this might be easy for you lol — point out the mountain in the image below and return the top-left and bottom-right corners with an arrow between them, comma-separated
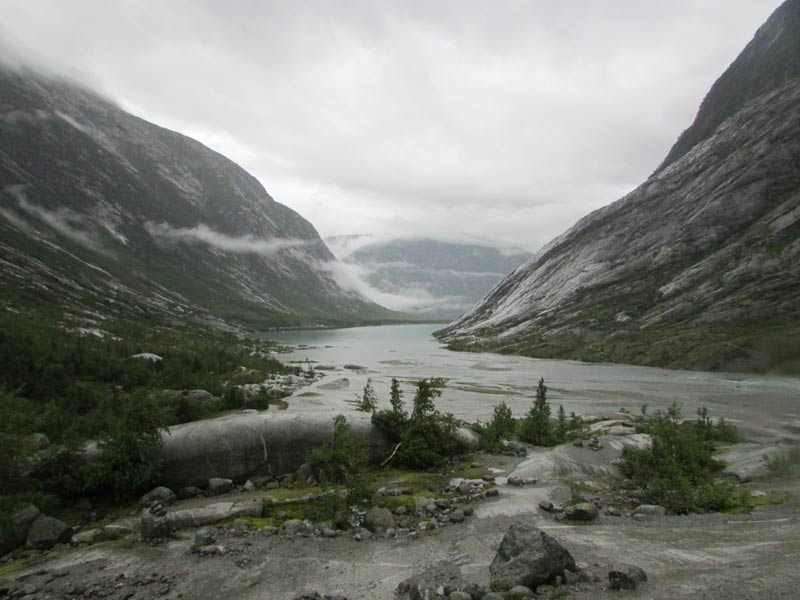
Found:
326,236 -> 532,320
438,0 -> 800,374
0,63 -> 396,328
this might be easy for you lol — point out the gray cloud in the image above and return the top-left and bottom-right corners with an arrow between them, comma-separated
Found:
1,1 -> 783,250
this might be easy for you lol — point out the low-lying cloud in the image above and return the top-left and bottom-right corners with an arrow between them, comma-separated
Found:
145,222 -> 313,256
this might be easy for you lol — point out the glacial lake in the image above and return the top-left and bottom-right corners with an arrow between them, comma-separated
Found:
267,323 -> 800,439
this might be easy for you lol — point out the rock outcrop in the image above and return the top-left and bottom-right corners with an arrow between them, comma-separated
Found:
438,0 -> 800,374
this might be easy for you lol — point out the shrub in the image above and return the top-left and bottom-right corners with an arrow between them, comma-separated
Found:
394,379 -> 467,469
476,402 -> 515,451
620,403 -> 742,514
308,415 -> 369,510
81,390 -> 165,500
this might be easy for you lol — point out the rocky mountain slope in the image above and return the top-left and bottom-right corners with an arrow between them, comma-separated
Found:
0,63 -> 395,328
327,235 -> 532,320
438,0 -> 800,374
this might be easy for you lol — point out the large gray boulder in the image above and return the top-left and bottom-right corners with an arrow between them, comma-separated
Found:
489,523 -> 576,592
364,507 -> 395,534
26,515 -> 71,549
155,412 -> 387,488
1,504 -> 41,555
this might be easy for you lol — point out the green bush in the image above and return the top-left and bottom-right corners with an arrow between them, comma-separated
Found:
308,415 -> 370,511
81,390 -> 165,500
620,403 -> 743,514
476,402 -> 515,451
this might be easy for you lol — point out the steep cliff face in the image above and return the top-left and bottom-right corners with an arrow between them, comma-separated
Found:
659,0 -> 800,171
439,2 -> 800,374
0,64 -> 394,327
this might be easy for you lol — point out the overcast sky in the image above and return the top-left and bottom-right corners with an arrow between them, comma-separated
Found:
2,0 -> 784,251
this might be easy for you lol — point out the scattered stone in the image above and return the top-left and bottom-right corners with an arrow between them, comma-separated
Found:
321,527 -> 338,538
193,528 -> 215,548
485,488 -> 500,498
396,560 -> 464,600
449,509 -> 465,523
243,480 -> 256,492
608,565 -> 648,590
563,503 -> 599,522
284,519 -> 314,536
507,476 -> 537,487
208,478 -> 234,495
27,515 -> 71,549
538,501 -> 554,512
463,506 -> 474,517
605,506 -> 622,517
140,486 -> 176,507
196,544 -> 225,556
489,523 -> 576,592
508,585 -> 534,599
364,507 -> 395,533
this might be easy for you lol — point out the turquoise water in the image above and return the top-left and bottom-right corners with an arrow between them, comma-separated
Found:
267,324 -> 800,437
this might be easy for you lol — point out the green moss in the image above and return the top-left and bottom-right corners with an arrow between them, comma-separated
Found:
233,516 -> 276,529
0,557 -> 32,579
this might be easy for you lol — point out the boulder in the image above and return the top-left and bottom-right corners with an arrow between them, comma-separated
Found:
508,585 -> 534,599
13,504 -> 41,531
193,528 -> 216,548
396,560 -> 464,600
140,486 -> 177,507
208,478 -> 234,495
633,504 -> 666,518
102,523 -> 133,539
489,523 -> 576,592
27,515 -> 71,549
563,502 -> 599,522
608,564 -> 648,590
449,509 -> 466,523
364,507 -> 395,533
141,509 -> 171,540
177,486 -> 203,500
72,528 -> 103,544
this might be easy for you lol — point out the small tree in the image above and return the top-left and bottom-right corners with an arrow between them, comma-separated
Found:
411,379 -> 441,421
520,378 -> 552,446
389,377 -> 405,418
477,401 -> 516,451
358,379 -> 378,413
308,415 -> 370,518
556,404 -> 567,442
